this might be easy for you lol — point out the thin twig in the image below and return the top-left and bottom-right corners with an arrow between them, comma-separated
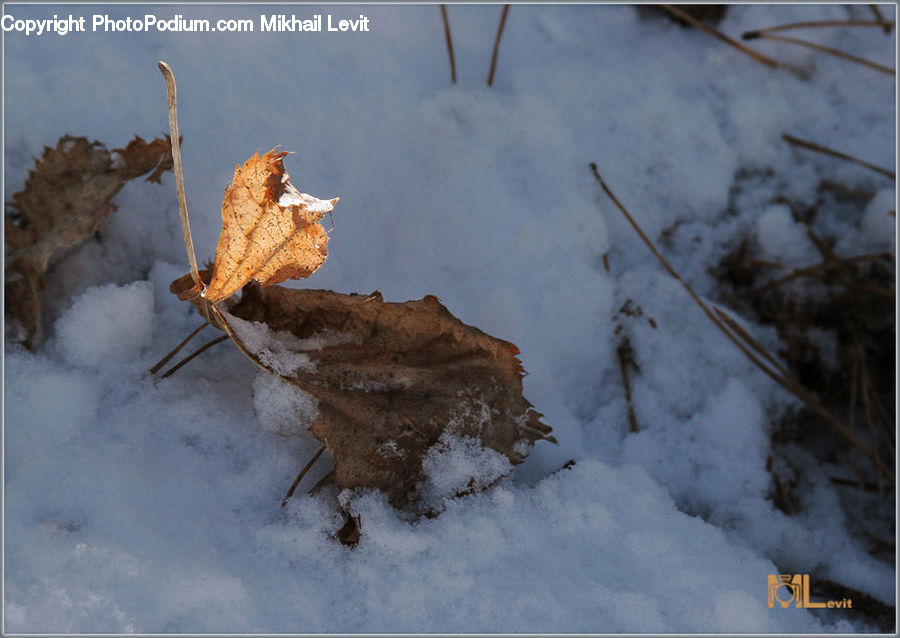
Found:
281,444 -> 328,507
158,61 -> 203,291
487,5 -> 510,86
819,179 -> 874,199
159,334 -> 228,379
857,339 -> 896,454
713,307 -> 793,381
749,253 -> 893,295
742,19 -> 893,38
616,338 -> 639,433
744,257 -> 788,270
829,475 -> 894,493
590,163 -> 882,467
869,4 -> 893,33
783,133 -> 895,180
440,5 -> 457,83
747,32 -> 895,76
149,322 -> 208,374
659,4 -> 798,72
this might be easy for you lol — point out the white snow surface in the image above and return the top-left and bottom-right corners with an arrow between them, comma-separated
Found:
3,3 -> 895,633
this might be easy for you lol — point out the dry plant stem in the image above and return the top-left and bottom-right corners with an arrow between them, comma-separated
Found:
829,475 -> 893,493
869,4 -> 892,33
149,322 -> 208,374
819,179 -> 874,199
712,308 -> 792,381
616,340 -> 639,433
281,444 -> 328,507
158,61 -> 203,291
742,19 -> 894,37
752,32 -> 895,76
440,5 -> 457,83
783,133 -> 895,180
160,334 -> 229,379
487,5 -> 510,86
749,252 -> 893,295
746,257 -> 787,270
857,340 -> 895,454
589,163 -> 886,477
659,4 -> 788,71
849,349 -> 861,488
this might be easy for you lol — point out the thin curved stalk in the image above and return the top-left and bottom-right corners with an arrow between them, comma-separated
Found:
158,61 -> 203,290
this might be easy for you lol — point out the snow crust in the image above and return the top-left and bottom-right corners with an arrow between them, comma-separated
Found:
4,3 -> 894,633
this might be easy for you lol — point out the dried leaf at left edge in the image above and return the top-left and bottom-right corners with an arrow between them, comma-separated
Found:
5,134 -> 174,347
203,149 -> 338,302
168,275 -> 555,510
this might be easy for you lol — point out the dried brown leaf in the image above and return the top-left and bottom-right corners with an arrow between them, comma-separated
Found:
169,273 -> 554,509
114,134 -> 177,183
333,512 -> 362,546
203,149 -> 338,302
5,134 -> 174,347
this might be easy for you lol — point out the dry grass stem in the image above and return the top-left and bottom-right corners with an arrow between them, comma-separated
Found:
149,322 -> 208,374
748,32 -> 895,76
749,253 -> 893,295
819,179 -> 875,199
616,339 -> 640,433
281,444 -> 328,507
783,133 -> 896,180
487,5 -> 510,86
659,4 -> 800,73
742,19 -> 894,37
158,61 -> 203,290
869,4 -> 893,33
440,5 -> 457,83
712,307 -> 792,381
159,335 -> 229,379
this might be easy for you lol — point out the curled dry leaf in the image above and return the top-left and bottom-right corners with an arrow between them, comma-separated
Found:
202,148 -> 339,302
5,134 -> 175,347
172,272 -> 555,509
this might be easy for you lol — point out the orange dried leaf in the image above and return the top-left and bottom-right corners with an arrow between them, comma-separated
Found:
203,148 -> 338,302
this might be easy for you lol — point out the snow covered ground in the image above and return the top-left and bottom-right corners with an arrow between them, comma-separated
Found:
3,3 -> 895,633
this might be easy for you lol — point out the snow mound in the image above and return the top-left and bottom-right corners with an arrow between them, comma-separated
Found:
53,281 -> 154,368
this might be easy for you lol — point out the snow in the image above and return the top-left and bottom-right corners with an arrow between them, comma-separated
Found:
251,371 -> 318,438
756,203 -> 821,265
225,312 -> 318,376
4,3 -> 895,633
53,281 -> 155,368
861,187 -> 897,251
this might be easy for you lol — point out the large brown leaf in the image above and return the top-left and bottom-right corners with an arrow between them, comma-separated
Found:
203,149 -> 339,302
5,135 -> 174,347
171,273 -> 554,509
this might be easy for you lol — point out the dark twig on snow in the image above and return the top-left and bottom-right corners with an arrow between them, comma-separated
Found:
741,19 -> 894,38
659,4 -> 800,73
282,444 -> 328,507
749,253 -> 893,296
159,335 -> 229,379
440,5 -> 457,83
743,32 -> 895,76
149,322 -> 208,375
616,338 -> 640,433
869,4 -> 893,33
487,5 -> 510,86
783,133 -> 896,180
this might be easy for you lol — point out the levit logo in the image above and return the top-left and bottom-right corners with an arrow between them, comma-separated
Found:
767,574 -> 853,609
